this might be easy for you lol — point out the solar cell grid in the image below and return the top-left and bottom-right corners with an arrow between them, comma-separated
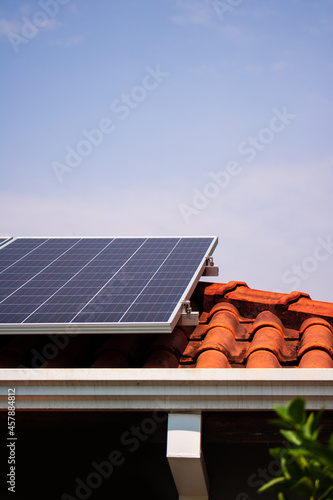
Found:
121,238 -> 211,323
0,236 -> 217,333
3,239 -> 119,324
0,239 -> 82,302
72,238 -> 180,324
0,238 -> 47,274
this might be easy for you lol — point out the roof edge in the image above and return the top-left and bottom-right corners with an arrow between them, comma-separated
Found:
1,368 -> 332,411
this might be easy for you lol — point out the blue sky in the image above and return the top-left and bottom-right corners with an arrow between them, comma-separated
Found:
1,0 -> 333,301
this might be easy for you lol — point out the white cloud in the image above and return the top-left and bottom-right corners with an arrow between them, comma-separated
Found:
0,18 -> 20,36
170,0 -> 214,26
0,2 -> 66,39
0,186 -> 186,237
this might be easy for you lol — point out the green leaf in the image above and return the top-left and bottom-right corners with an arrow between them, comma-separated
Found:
302,440 -> 333,469
329,434 -> 333,449
274,404 -> 291,420
312,407 -> 325,434
290,476 -> 314,497
303,412 -> 316,439
283,455 -> 308,481
287,447 -> 313,462
269,418 -> 300,430
293,453 -> 311,474
269,447 -> 287,460
258,476 -> 290,493
288,397 -> 306,424
318,484 -> 333,500
258,398 -> 333,500
280,429 -> 302,446
280,456 -> 291,479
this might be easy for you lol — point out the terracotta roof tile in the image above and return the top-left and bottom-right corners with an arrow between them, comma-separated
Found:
246,350 -> 281,368
247,327 -> 290,362
91,335 -> 140,368
181,281 -> 333,369
144,349 -> 180,368
144,327 -> 191,368
1,280 -> 333,369
197,325 -> 241,360
197,281 -> 333,331
298,350 -> 333,368
196,349 -> 231,368
297,318 -> 333,367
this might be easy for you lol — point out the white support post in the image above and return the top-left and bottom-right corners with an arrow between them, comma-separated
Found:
167,413 -> 209,500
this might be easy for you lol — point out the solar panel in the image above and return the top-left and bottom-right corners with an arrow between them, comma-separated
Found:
0,237 -> 12,247
0,237 -> 217,334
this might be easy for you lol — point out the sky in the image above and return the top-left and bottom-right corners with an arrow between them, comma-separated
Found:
0,0 -> 333,302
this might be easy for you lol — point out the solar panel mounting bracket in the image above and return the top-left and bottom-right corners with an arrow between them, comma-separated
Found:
177,300 -> 199,327
202,256 -> 219,277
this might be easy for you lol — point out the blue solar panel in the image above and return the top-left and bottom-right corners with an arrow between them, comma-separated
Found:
0,237 -> 11,247
0,237 -> 217,333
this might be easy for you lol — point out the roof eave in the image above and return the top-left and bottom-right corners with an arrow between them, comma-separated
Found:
1,368 -> 332,411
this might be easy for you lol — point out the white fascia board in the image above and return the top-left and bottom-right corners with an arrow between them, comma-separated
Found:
0,369 -> 332,411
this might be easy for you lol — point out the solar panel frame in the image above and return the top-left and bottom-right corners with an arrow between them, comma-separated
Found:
0,237 -> 12,247
0,236 -> 218,334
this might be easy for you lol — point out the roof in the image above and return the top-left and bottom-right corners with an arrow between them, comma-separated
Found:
187,281 -> 333,369
0,280 -> 332,369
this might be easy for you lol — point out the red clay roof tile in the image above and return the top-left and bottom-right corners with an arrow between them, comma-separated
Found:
197,281 -> 333,331
246,350 -> 282,368
181,281 -> 333,369
299,350 -> 333,368
250,311 -> 286,338
92,334 -> 139,368
144,349 -> 180,368
246,327 -> 291,362
197,326 -> 240,359
298,318 -> 333,359
144,327 -> 191,368
196,349 -> 231,368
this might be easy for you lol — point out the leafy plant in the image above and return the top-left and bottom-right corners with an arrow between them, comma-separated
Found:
258,397 -> 333,500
